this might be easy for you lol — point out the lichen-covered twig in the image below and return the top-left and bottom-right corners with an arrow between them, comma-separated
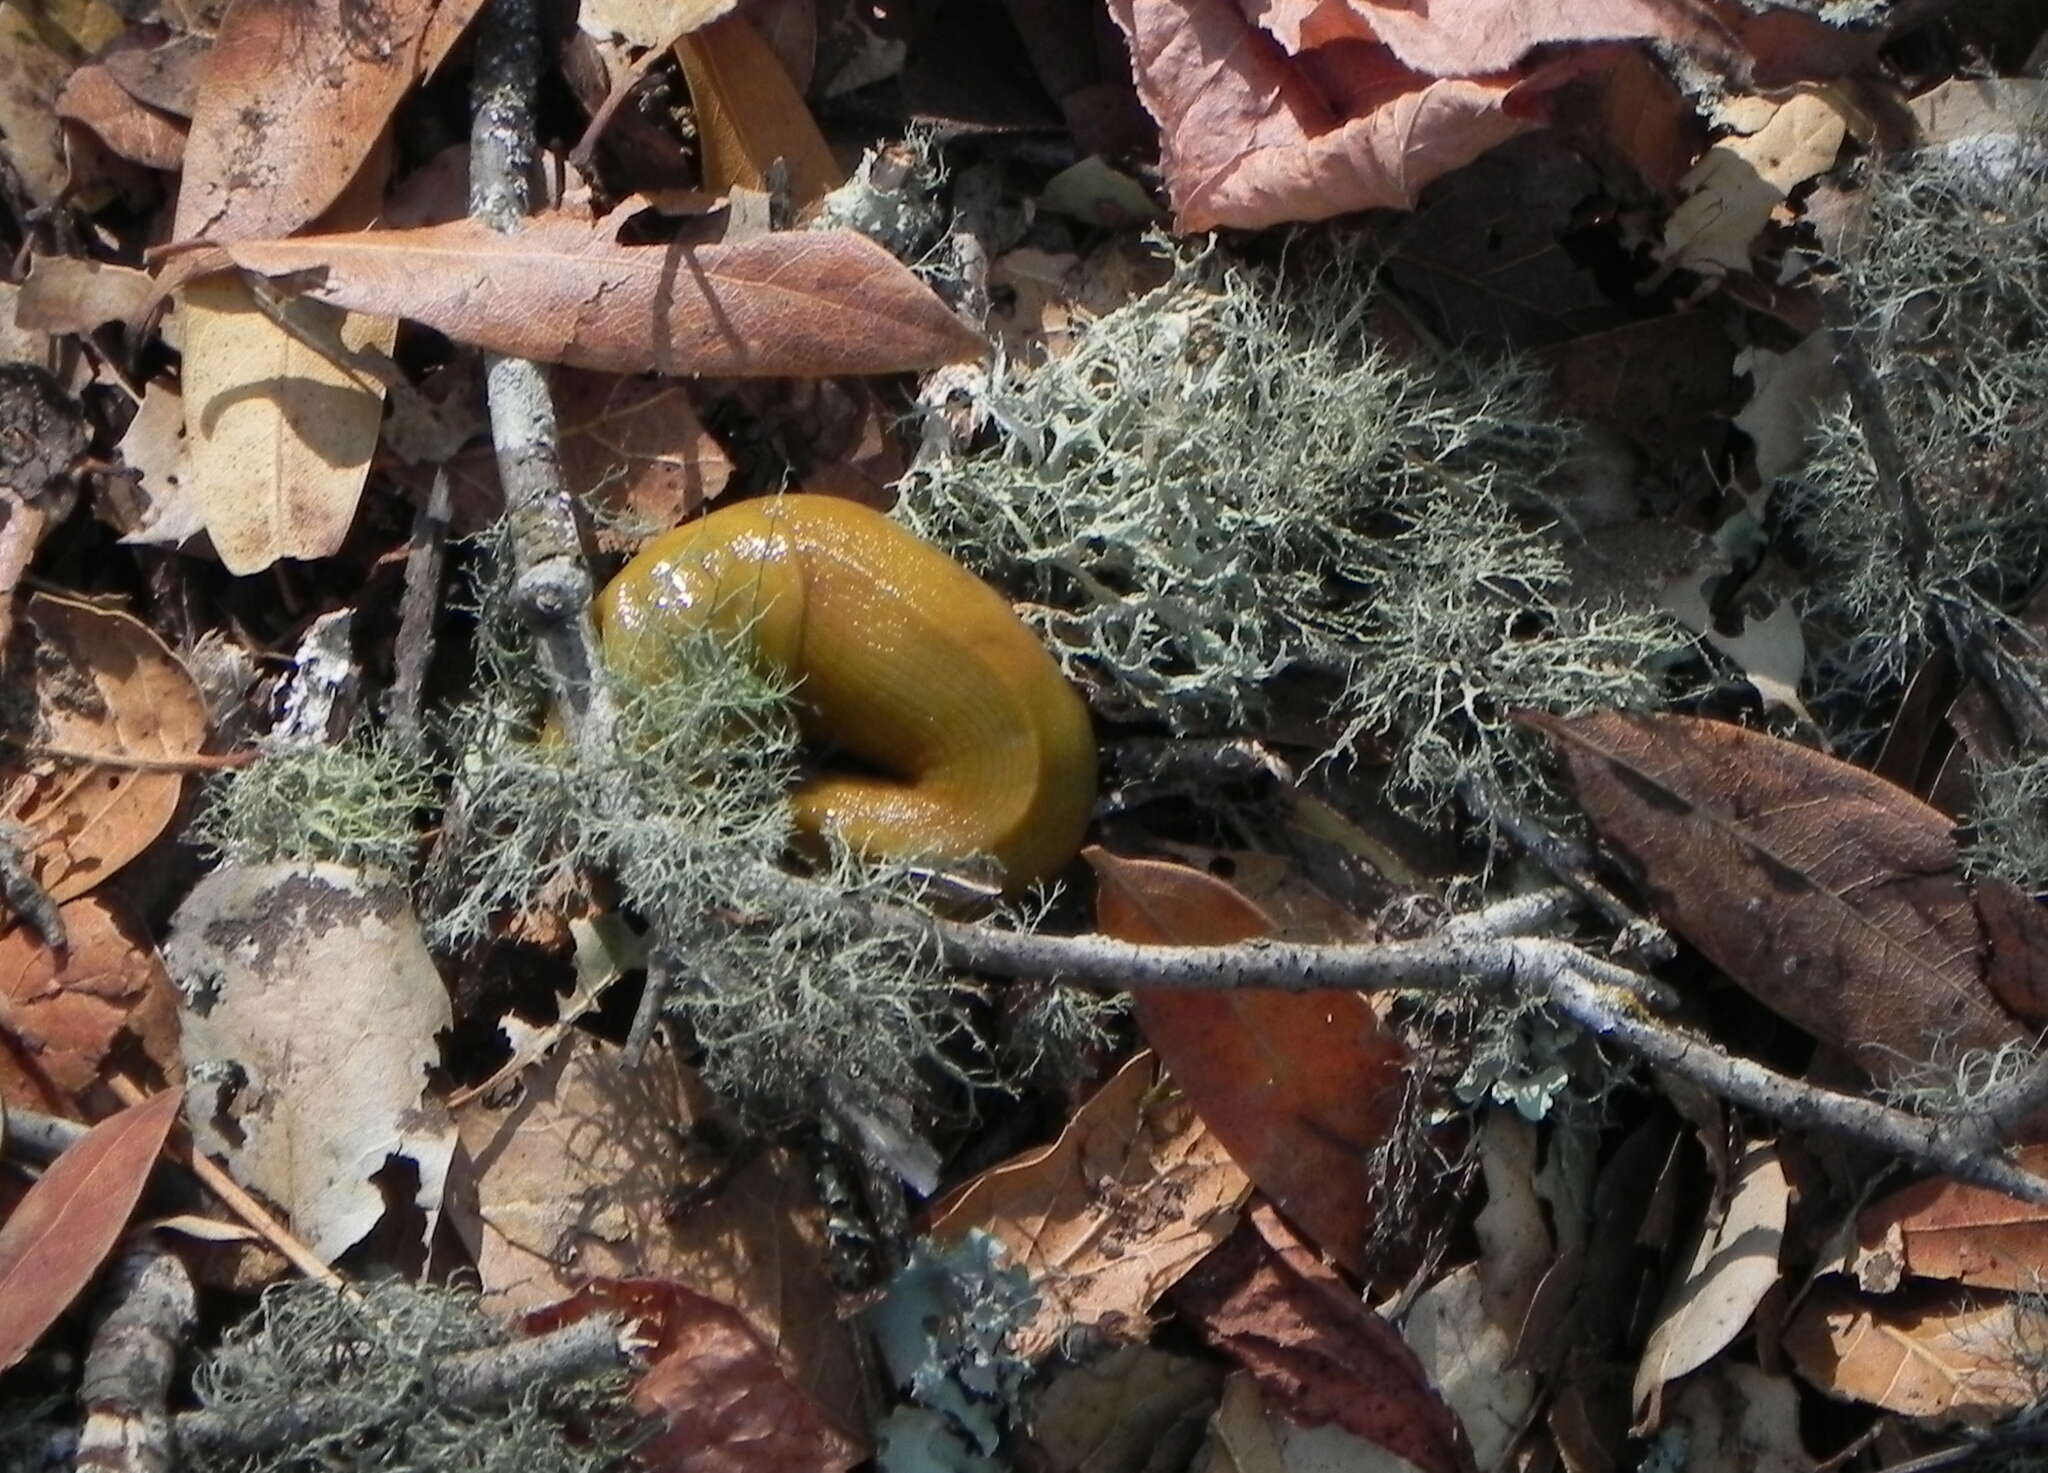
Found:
172,1314 -> 635,1461
78,1245 -> 196,1473
780,873 -> 2048,1202
470,0 -> 614,758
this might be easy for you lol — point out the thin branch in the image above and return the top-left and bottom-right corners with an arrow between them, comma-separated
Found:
470,0 -> 616,759
386,468 -> 452,753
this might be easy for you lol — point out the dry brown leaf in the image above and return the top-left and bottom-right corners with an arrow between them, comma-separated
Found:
529,1279 -> 864,1473
1523,711 -> 2028,1086
221,217 -> 985,377
54,62 -> 185,170
928,1050 -> 1251,1361
678,13 -> 842,209
1109,0 -> 1531,231
0,896 -> 180,1114
171,0 -> 436,244
1854,1145 -> 2048,1292
164,864 -> 457,1264
442,369 -> 732,540
1175,1205 -> 1475,1473
1631,1140 -> 1789,1429
178,275 -> 396,573
0,1086 -> 181,1374
449,1034 -> 865,1434
1785,1281 -> 2048,1425
3,593 -> 206,903
1090,849 -> 1412,1277
1667,1365 -> 1815,1473
16,254 -> 159,333
108,381 -> 202,547
99,27 -> 207,116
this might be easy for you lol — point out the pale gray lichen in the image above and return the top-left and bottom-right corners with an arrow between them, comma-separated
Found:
423,597 -> 982,1122
1965,752 -> 2048,893
183,1280 -> 637,1473
900,244 -> 1685,817
1776,128 -> 2048,750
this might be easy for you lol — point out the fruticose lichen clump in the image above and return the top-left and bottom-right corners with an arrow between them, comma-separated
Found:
901,245 -> 1685,817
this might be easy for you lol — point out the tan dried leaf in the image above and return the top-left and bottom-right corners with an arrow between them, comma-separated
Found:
54,63 -> 186,170
678,13 -> 842,209
1854,1145 -> 2048,1293
928,1050 -> 1251,1361
221,216 -> 986,377
3,594 -> 206,902
1785,1282 -> 2048,1426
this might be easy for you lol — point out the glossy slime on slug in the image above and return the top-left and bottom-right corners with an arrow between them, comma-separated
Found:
595,494 -> 1097,890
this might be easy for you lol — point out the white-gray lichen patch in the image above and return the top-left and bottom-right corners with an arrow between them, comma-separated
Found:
900,245 -> 1685,815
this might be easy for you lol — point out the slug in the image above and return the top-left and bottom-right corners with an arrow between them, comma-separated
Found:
595,494 -> 1097,891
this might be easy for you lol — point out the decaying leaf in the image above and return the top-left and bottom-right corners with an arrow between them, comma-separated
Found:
0,895 -> 180,1113
1175,1205 -> 1474,1473
1523,712 -> 2030,1086
2,592 -> 207,903
54,61 -> 185,169
0,1086 -> 181,1373
1854,1145 -> 2048,1292
449,1033 -> 865,1434
529,1279 -> 864,1473
1667,1364 -> 1815,1473
1785,1281 -> 2048,1425
1632,1140 -> 1789,1429
219,216 -> 987,378
164,864 -> 457,1264
1091,850 -> 1412,1277
16,253 -> 159,332
928,1050 -> 1251,1361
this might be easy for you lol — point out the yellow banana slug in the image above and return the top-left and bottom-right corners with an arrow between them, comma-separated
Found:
595,494 -> 1098,891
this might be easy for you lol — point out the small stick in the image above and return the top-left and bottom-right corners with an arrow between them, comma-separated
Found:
77,1243 -> 196,1473
107,1075 -> 345,1290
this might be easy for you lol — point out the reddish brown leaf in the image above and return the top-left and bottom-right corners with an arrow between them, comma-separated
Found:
0,1086 -> 181,1372
0,896 -> 181,1113
1785,1280 -> 2048,1425
220,216 -> 987,378
1089,848 -> 1413,1277
1855,1145 -> 2048,1292
528,1279 -> 863,1473
1107,0 -> 1531,231
1175,1205 -> 1474,1473
1522,711 -> 2025,1084
54,64 -> 186,170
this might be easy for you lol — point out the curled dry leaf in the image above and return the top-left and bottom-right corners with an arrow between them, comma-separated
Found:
1854,1145 -> 2048,1293
1785,1281 -> 2048,1426
1089,849 -> 1413,1277
0,1086 -> 181,1373
0,895 -> 180,1114
2,592 -> 207,903
927,1049 -> 1251,1361
1522,711 -> 2029,1086
220,217 -> 987,378
1631,1140 -> 1789,1431
1108,0 -> 1531,231
1174,1205 -> 1474,1473
53,62 -> 186,169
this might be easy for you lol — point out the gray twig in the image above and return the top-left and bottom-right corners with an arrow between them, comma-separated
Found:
78,1244 -> 197,1473
386,468 -> 453,752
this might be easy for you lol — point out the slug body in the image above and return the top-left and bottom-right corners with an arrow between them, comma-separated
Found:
596,495 -> 1097,890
